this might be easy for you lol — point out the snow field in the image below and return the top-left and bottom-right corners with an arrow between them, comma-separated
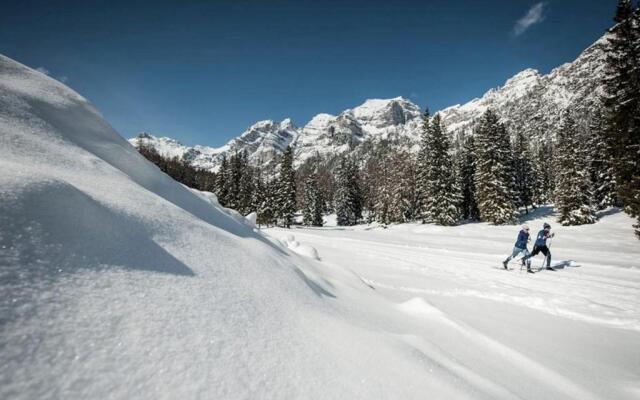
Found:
265,208 -> 640,399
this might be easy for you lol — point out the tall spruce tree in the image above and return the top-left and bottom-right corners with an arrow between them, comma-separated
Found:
303,170 -> 324,226
603,0 -> 640,237
554,111 -> 597,225
254,174 -> 277,227
388,151 -> 418,223
276,146 -> 296,228
587,107 -> 617,209
334,156 -> 363,226
215,155 -> 229,206
474,110 -> 518,225
628,2 -> 640,237
457,135 -> 480,221
532,140 -> 554,205
238,152 -> 256,214
415,107 -> 431,222
512,130 -> 536,214
420,114 -> 460,225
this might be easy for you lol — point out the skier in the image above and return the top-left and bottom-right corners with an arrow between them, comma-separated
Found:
503,224 -> 533,272
523,222 -> 555,271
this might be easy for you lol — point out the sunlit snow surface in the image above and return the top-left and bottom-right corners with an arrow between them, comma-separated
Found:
2,52 -> 639,400
266,208 -> 640,399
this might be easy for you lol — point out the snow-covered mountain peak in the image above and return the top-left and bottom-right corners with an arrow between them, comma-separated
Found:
351,97 -> 421,129
502,68 -> 541,89
279,117 -> 296,130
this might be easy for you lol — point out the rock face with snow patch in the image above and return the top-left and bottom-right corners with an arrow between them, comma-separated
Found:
130,132 -> 227,171
439,36 -> 607,140
226,118 -> 299,166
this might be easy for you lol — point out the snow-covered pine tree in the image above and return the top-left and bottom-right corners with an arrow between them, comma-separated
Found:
254,174 -> 277,227
238,152 -> 255,215
361,144 -> 389,224
334,157 -> 355,226
587,107 -> 617,210
415,107 -> 431,222
303,170 -> 324,227
512,130 -> 536,214
474,110 -> 518,225
349,158 -> 364,223
532,140 -> 554,205
628,2 -> 640,238
420,113 -> 460,225
603,0 -> 640,237
389,150 -> 417,223
334,156 -> 362,226
215,155 -> 229,206
457,135 -> 480,221
553,111 -> 597,225
276,146 -> 296,228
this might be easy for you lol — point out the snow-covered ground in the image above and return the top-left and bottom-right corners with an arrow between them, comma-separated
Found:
2,53 -> 639,400
265,209 -> 640,399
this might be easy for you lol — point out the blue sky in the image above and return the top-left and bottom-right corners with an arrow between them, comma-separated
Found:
0,0 -> 615,147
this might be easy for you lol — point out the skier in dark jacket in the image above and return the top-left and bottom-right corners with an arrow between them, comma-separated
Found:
503,224 -> 532,271
523,222 -> 555,270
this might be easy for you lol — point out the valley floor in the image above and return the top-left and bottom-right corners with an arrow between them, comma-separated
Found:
265,208 -> 640,400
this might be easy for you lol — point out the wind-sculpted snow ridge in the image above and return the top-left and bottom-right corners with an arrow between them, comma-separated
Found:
2,53 -> 527,400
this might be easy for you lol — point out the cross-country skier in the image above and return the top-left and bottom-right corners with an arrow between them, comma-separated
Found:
523,222 -> 555,270
503,224 -> 532,272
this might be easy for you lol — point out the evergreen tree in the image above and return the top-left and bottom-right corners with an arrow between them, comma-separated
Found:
554,111 -> 597,225
415,108 -> 431,222
253,174 -> 277,227
512,130 -> 536,214
238,152 -> 255,214
587,107 -> 617,209
334,156 -> 363,226
303,170 -> 324,226
532,140 -> 554,205
602,0 -> 640,237
215,155 -> 230,206
420,114 -> 460,225
474,110 -> 518,225
276,146 -> 297,228
388,150 -> 418,223
457,135 -> 480,221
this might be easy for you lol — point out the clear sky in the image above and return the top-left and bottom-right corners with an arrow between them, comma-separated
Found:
0,0 -> 615,147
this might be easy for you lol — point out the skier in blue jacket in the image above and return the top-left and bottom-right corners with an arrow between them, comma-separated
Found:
523,222 -> 555,270
503,224 -> 532,272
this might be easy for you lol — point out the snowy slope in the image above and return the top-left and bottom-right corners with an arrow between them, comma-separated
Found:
131,34 -> 608,170
266,207 -> 640,400
0,54 -> 478,399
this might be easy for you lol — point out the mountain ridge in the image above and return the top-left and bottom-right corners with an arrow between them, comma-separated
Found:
130,33 -> 608,172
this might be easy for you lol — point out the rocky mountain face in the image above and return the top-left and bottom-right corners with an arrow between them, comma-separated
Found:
129,34 -> 608,172
438,35 -> 608,143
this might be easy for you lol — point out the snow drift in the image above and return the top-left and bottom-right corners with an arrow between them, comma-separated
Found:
0,55 -> 469,399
